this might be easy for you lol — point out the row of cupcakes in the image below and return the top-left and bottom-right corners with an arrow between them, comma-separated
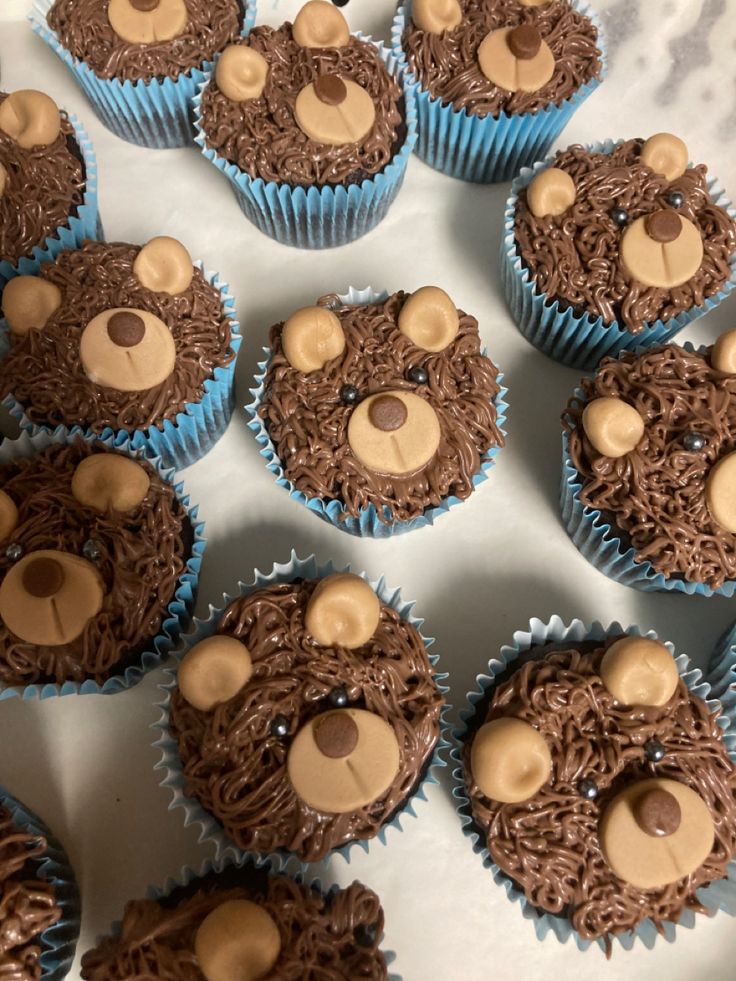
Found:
0,784 -> 399,979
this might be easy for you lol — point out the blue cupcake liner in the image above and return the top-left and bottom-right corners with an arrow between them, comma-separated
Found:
93,852 -> 400,980
0,109 -> 101,289
0,785 -> 80,979
560,346 -> 736,596
245,286 -> 508,537
390,0 -> 606,184
193,38 -> 418,249
152,550 -> 450,866
451,616 -> 736,953
502,139 -> 736,370
29,0 -> 257,149
2,263 -> 240,471
0,426 -> 206,699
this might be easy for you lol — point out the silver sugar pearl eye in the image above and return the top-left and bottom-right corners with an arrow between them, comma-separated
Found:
578,778 -> 598,800
5,542 -> 23,562
683,431 -> 706,452
82,539 -> 103,561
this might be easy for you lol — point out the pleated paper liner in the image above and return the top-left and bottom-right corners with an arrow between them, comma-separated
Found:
452,617 -> 736,953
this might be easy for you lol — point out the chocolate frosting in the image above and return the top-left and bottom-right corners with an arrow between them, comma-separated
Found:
0,93 -> 85,268
0,440 -> 191,686
199,26 -> 404,187
0,241 -> 234,433
47,0 -> 244,83
563,343 -> 736,588
462,642 -> 736,948
81,875 -> 388,980
515,140 -> 736,333
0,803 -> 60,981
258,291 -> 503,524
402,0 -> 601,117
169,579 -> 443,862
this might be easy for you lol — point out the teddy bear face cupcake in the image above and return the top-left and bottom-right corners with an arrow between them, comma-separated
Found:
255,288 -> 504,529
401,0 -> 602,118
0,237 -> 235,455
46,0 -> 246,83
0,439 -> 194,687
0,801 -> 62,979
515,136 -> 736,335
562,334 -> 736,592
461,634 -> 736,950
81,867 -> 389,980
168,573 -> 443,862
0,90 -> 87,269
198,2 -> 404,187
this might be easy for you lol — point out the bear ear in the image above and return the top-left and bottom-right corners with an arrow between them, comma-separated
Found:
0,90 -> 60,149
398,286 -> 459,351
71,454 -> 150,514
470,717 -> 552,803
527,167 -> 576,218
2,276 -> 62,336
216,45 -> 269,102
282,306 -> 346,372
640,133 -> 688,182
582,397 -> 645,459
133,236 -> 193,295
412,0 -> 462,34
305,573 -> 380,648
292,1 -> 350,48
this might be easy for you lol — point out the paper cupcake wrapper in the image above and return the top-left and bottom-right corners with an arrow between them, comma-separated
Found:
29,0 -> 257,149
245,286 -> 508,537
2,263 -> 241,471
95,853 -> 400,980
390,0 -> 606,184
0,426 -> 206,700
152,551 -> 450,866
193,38 -> 418,249
0,786 -> 80,979
0,109 -> 101,288
560,346 -> 736,596
502,139 -> 736,370
451,617 -> 736,953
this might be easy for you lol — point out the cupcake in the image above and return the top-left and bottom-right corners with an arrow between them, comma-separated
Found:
561,333 -> 736,596
0,237 -> 240,469
504,135 -> 736,370
81,857 -> 394,980
154,555 -> 446,863
194,1 -> 417,248
0,786 -> 80,978
455,619 -> 736,953
0,89 -> 100,287
392,0 -> 604,183
248,286 -> 506,537
0,430 -> 204,697
30,0 -> 257,148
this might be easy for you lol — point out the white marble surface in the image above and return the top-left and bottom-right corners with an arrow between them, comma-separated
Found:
1,2 -> 736,979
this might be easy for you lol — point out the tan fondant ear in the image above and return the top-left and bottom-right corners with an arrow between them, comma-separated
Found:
640,133 -> 688,182
194,900 -> 282,981
216,44 -> 269,102
412,0 -> 462,34
0,490 -> 18,543
706,451 -> 736,533
2,277 -> 61,336
0,90 -> 60,149
0,162 -> 8,198
347,391 -> 441,475
305,573 -> 380,649
71,454 -> 150,513
600,636 -> 679,707
282,306 -> 346,372
711,330 -> 736,373
527,167 -> 576,218
287,708 -> 401,812
398,286 -> 459,352
178,635 -> 253,711
107,0 -> 188,45
582,397 -> 645,458
133,237 -> 193,295
470,717 -> 551,803
292,1 -> 350,48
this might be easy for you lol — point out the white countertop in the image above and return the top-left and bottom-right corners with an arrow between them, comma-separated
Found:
1,2 -> 736,979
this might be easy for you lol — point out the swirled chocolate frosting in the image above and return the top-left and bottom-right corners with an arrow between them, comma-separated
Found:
563,344 -> 736,588
0,440 -> 192,686
515,140 -> 736,333
47,0 -> 244,83
258,291 -> 503,524
462,641 -> 736,949
169,579 -> 443,862
0,802 -> 60,981
0,93 -> 85,268
0,241 -> 234,433
199,26 -> 404,187
81,872 -> 388,980
402,0 -> 601,117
